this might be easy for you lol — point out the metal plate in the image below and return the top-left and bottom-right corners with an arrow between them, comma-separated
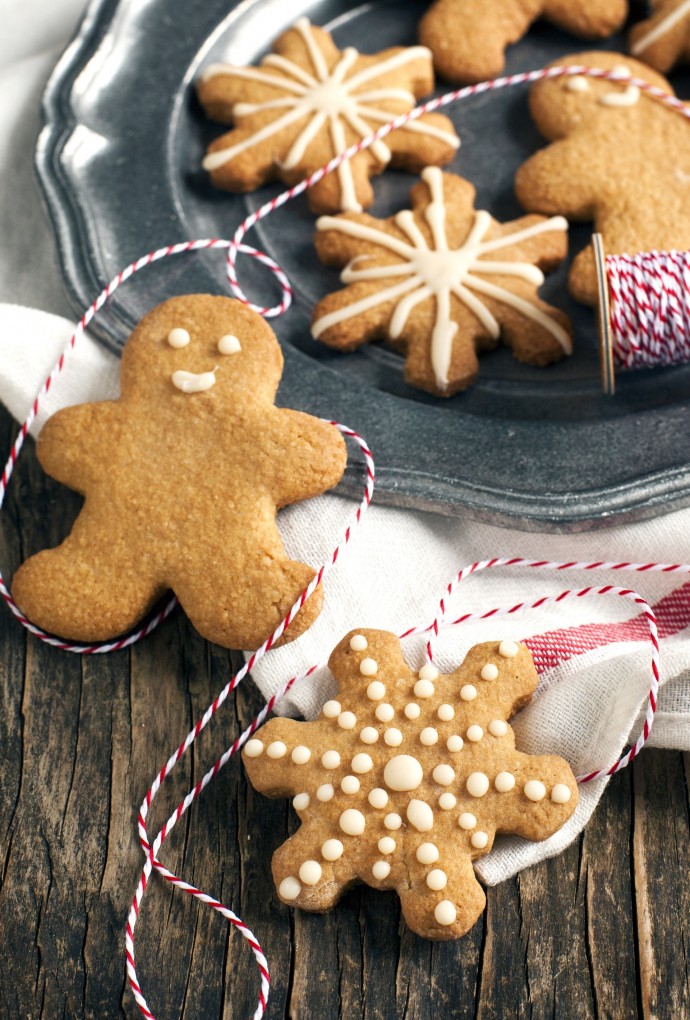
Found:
36,0 -> 690,530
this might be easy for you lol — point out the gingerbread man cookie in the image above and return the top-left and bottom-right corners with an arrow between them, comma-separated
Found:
515,52 -> 690,306
418,0 -> 628,84
197,17 -> 459,214
12,296 -> 346,649
243,630 -> 578,940
312,167 -> 571,397
630,0 -> 690,74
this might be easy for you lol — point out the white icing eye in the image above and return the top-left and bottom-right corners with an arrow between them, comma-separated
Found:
299,860 -> 322,885
524,780 -> 547,802
434,901 -> 457,926
244,739 -> 264,757
349,634 -> 368,651
321,839 -> 344,861
292,792 -> 310,811
471,831 -> 489,849
167,327 -> 190,348
279,876 -> 301,900
372,860 -> 391,880
551,783 -> 572,804
323,700 -> 341,719
218,333 -> 241,355
360,658 -> 378,676
267,741 -> 287,759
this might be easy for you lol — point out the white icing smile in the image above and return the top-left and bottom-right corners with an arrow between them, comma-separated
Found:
171,368 -> 217,393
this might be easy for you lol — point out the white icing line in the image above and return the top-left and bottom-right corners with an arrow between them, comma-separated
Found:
632,0 -> 690,54
312,276 -> 422,337
343,46 -> 432,91
201,63 -> 307,95
203,106 -> 307,171
295,17 -> 329,82
263,53 -> 318,88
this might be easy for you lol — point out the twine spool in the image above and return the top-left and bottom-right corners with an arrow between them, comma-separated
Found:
593,234 -> 690,394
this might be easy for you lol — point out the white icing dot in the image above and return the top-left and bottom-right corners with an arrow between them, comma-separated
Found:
351,753 -> 374,774
471,831 -> 489,850
488,719 -> 508,737
551,783 -> 572,804
339,808 -> 366,836
341,775 -> 360,795
494,771 -> 516,793
267,741 -> 287,759
420,727 -> 439,746
338,711 -> 357,730
367,681 -> 386,701
372,860 -> 391,880
447,735 -> 464,753
499,639 -> 519,658
434,900 -> 457,926
524,780 -> 547,802
349,634 -> 368,651
460,685 -> 477,702
279,877 -> 301,900
218,334 -> 241,355
167,327 -> 190,348
432,764 -> 456,787
368,788 -> 388,809
292,792 -> 310,811
481,663 -> 499,681
426,869 -> 447,891
405,703 -> 421,720
458,812 -> 477,830
316,784 -> 334,802
416,842 -> 439,864
323,700 -> 341,719
383,754 -> 423,791
466,772 -> 490,798
407,799 -> 434,832
244,739 -> 264,758
360,727 -> 379,744
466,725 -> 484,743
378,836 -> 396,854
291,745 -> 311,764
414,679 -> 435,699
321,839 -> 344,861
418,663 -> 439,681
321,750 -> 341,770
384,812 -> 402,830
437,704 -> 454,721
439,792 -> 457,810
375,703 -> 395,723
360,658 -> 378,677
299,860 -> 322,885
384,728 -> 403,747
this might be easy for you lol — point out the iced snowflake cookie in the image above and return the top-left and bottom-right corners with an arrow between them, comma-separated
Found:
11,296 -> 346,649
630,0 -> 690,74
418,0 -> 628,84
515,52 -> 690,306
243,630 -> 578,940
196,17 -> 459,214
311,168 -> 571,397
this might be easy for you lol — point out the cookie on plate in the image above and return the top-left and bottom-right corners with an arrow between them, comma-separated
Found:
311,167 -> 571,397
418,0 -> 628,83
12,296 -> 346,649
515,52 -> 690,306
197,17 -> 459,214
242,629 -> 579,940
630,0 -> 690,74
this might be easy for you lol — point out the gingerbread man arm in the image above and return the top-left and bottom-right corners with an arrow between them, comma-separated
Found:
629,4 -> 690,74
36,402 -> 119,493
264,410 -> 347,508
515,138 -> 603,220
545,0 -> 628,38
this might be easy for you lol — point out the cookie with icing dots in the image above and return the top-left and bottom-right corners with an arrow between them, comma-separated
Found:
196,17 -> 459,214
311,167 -> 571,397
515,52 -> 690,306
11,295 -> 346,649
242,629 -> 579,940
630,0 -> 690,74
418,0 -> 628,84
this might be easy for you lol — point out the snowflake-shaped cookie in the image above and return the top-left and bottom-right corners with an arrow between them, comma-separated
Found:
242,629 -> 579,940
197,18 -> 459,214
311,168 -> 571,396
630,0 -> 690,73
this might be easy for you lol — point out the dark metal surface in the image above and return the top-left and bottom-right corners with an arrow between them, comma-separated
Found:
36,0 -> 690,530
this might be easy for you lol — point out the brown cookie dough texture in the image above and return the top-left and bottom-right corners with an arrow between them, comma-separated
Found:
11,296 -> 346,649
515,52 -> 690,306
197,17 -> 459,215
630,0 -> 690,74
311,168 -> 571,397
242,629 -> 579,940
418,0 -> 628,84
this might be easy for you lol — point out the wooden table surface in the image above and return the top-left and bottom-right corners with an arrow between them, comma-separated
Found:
1,404 -> 689,1020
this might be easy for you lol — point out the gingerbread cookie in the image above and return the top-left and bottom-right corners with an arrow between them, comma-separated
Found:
12,296 -> 346,649
243,630 -> 578,940
311,167 -> 571,397
197,17 -> 459,215
418,0 -> 628,84
630,0 -> 690,74
515,52 -> 690,306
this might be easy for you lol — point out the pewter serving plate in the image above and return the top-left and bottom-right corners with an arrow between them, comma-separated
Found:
36,0 -> 690,530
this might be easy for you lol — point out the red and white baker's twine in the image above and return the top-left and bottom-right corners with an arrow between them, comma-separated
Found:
3,63 -> 690,1019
